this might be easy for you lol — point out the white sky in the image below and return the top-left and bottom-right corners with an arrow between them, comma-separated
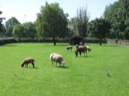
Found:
0,0 -> 118,24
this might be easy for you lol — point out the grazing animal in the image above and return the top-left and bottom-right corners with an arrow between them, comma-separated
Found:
66,45 -> 72,51
75,45 -> 87,57
86,45 -> 91,52
50,53 -> 65,67
76,45 -> 91,52
21,57 -> 35,68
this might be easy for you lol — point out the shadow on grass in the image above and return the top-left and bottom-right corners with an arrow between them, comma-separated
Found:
2,44 -> 17,47
54,43 -> 70,46
76,55 -> 94,58
21,66 -> 39,69
56,66 -> 69,69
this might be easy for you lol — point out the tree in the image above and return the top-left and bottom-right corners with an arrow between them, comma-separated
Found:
36,2 -> 68,45
0,11 -> 6,37
88,18 -> 110,45
13,24 -> 24,38
68,17 -> 79,36
76,7 -> 89,38
104,0 -> 129,39
22,22 -> 37,39
5,17 -> 20,36
13,22 -> 37,39
125,19 -> 129,39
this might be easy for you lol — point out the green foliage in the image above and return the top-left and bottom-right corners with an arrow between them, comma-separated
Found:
0,43 -> 129,96
68,7 -> 89,38
0,24 -> 6,36
87,18 -> 110,45
68,17 -> 79,36
22,22 -> 37,39
36,2 -> 68,45
0,11 -> 6,37
5,17 -> 20,36
77,7 -> 89,37
13,24 -> 24,38
13,22 -> 37,39
0,38 -> 16,45
104,0 -> 129,39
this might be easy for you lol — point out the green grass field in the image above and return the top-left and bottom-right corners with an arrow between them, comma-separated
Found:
0,43 -> 129,96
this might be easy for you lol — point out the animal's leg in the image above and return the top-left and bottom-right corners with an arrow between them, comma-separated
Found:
83,52 -> 85,56
32,62 -> 35,68
79,52 -> 81,56
85,51 -> 87,57
86,50 -> 87,57
25,64 -> 28,67
51,61 -> 53,66
56,62 -> 58,66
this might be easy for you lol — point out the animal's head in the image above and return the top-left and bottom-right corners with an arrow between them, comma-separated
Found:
75,50 -> 78,57
86,46 -> 91,52
87,48 -> 91,52
21,63 -> 24,67
61,61 -> 65,67
76,44 -> 79,49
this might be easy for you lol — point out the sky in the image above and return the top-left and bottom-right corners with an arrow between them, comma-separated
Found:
0,0 -> 118,24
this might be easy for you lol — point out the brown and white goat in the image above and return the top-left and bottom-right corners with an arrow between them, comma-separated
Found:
75,45 -> 87,57
75,45 -> 91,57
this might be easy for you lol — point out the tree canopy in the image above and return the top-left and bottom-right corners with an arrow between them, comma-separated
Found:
77,7 -> 89,37
36,2 -> 68,45
0,11 -> 6,37
104,0 -> 129,39
88,18 -> 110,45
68,7 -> 89,38
2,0 -> 129,42
5,17 -> 20,36
13,22 -> 37,39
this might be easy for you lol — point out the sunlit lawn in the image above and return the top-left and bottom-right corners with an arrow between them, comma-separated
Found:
0,43 -> 129,96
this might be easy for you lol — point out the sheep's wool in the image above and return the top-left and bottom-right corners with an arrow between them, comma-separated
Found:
50,53 -> 64,67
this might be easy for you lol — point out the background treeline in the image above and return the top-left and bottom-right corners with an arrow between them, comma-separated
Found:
0,0 -> 129,45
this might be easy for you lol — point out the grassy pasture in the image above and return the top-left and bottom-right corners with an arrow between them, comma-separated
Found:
0,43 -> 129,96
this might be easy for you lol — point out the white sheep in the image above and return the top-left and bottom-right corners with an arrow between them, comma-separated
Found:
50,53 -> 65,67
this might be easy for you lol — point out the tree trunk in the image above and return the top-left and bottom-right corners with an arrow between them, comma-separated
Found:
53,36 -> 56,46
99,38 -> 102,46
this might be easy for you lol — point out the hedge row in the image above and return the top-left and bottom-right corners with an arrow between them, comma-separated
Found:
16,38 -> 70,43
85,39 -> 107,43
0,38 -> 17,45
0,38 -> 107,45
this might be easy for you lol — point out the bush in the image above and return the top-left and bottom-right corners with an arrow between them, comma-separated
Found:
0,38 -> 17,45
0,38 -> 107,45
